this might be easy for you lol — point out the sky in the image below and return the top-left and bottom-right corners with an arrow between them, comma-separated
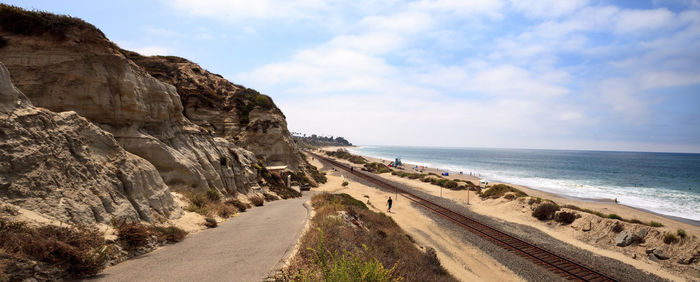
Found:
6,0 -> 700,153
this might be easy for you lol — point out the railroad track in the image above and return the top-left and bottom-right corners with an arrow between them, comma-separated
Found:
309,151 -> 617,282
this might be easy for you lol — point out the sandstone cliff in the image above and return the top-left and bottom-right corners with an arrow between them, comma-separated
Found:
0,6 -> 260,195
121,52 -> 305,171
0,62 -> 179,225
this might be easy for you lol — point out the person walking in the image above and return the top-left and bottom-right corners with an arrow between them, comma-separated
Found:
387,197 -> 393,213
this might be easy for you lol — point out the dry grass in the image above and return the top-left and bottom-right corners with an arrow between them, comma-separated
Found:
225,199 -> 248,212
250,196 -> 264,207
149,226 -> 187,243
0,218 -> 106,278
115,222 -> 150,251
283,193 -> 457,281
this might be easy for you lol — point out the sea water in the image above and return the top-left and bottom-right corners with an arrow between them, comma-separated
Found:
349,146 -> 700,222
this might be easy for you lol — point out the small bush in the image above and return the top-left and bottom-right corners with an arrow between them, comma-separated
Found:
650,221 -> 664,227
117,222 -> 150,250
554,211 -> 577,224
225,199 -> 247,212
663,233 -> 678,244
677,229 -> 687,238
607,214 -> 623,221
250,196 -> 264,207
263,193 -> 278,201
206,188 -> 221,202
219,205 -> 236,218
150,226 -> 187,243
481,184 -> 527,199
444,180 -> 458,189
532,202 -> 560,221
0,218 -> 106,277
364,162 -> 392,174
629,219 -> 643,224
611,222 -> 624,233
342,181 -> 349,187
204,217 -> 217,228
503,193 -> 516,200
189,193 -> 208,209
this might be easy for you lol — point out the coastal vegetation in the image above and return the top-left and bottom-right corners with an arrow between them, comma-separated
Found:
292,133 -> 352,148
0,218 -> 107,278
325,149 -> 367,164
480,184 -> 527,199
280,193 -> 456,281
390,170 -> 476,191
0,4 -> 104,42
364,162 -> 392,174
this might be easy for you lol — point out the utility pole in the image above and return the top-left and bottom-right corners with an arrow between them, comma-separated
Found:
467,187 -> 470,205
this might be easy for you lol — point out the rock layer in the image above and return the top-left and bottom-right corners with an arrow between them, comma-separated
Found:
0,62 -> 178,225
0,16 -> 259,194
121,52 -> 304,170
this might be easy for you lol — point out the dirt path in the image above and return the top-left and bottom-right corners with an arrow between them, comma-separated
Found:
93,195 -> 311,282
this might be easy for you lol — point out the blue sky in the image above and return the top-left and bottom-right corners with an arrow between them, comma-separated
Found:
6,0 -> 700,152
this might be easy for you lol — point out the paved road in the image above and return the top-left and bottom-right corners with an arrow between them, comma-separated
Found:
94,194 -> 311,282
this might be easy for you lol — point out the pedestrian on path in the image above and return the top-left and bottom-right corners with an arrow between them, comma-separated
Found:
387,197 -> 393,213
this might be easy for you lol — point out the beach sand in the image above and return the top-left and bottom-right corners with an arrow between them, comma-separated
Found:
315,148 -> 700,281
308,156 -> 525,281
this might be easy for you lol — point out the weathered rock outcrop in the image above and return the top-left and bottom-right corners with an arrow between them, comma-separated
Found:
0,62 -> 178,224
121,52 -> 304,170
0,8 -> 259,194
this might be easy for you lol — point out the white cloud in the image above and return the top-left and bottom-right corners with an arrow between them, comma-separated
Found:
616,8 -> 675,33
166,0 -> 332,22
509,0 -> 589,18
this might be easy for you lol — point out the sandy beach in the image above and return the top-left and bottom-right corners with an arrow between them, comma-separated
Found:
314,147 -> 700,281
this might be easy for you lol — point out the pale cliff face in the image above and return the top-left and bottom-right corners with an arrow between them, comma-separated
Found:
0,62 -> 180,225
0,16 -> 260,195
122,52 -> 304,171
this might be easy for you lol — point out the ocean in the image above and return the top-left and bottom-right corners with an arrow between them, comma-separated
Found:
349,146 -> 700,222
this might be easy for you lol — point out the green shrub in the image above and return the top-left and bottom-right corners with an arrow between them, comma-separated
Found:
554,211 -> 577,224
150,226 -> 187,243
250,196 -> 264,207
342,181 -> 349,186
206,188 -> 221,202
204,217 -> 217,228
364,162 -> 391,174
225,199 -> 248,212
677,229 -> 687,238
663,233 -> 678,244
607,214 -> 623,221
480,184 -> 527,199
189,193 -> 208,209
532,202 -> 560,220
310,238 -> 399,282
444,180 -> 458,189
650,221 -> 664,227
629,219 -> 643,224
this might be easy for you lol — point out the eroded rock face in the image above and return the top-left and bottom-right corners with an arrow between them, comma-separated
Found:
0,20 -> 259,194
0,62 -> 179,225
121,52 -> 304,170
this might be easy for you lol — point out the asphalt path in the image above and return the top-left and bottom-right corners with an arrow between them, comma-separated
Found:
93,193 -> 311,282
